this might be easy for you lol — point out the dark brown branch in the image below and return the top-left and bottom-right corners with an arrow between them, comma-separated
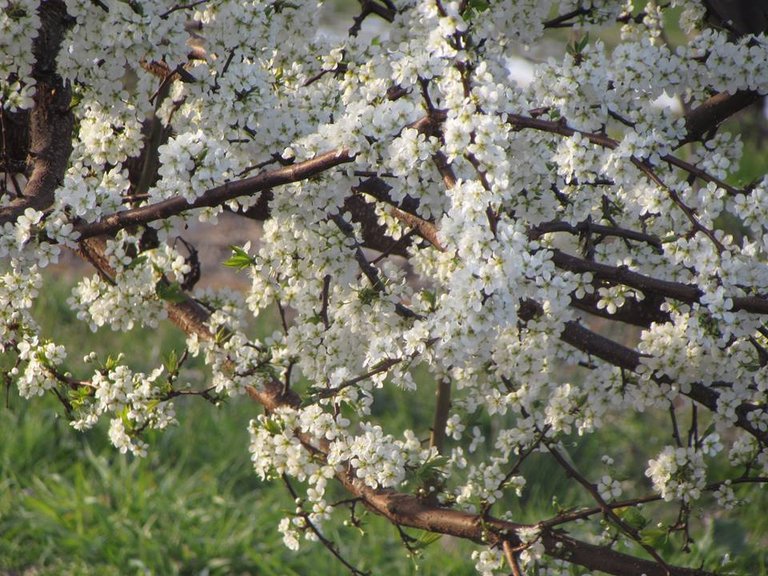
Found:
313,358 -> 402,399
543,6 -> 593,28
560,320 -> 768,443
544,440 -> 672,571
331,212 -> 419,319
507,114 -> 730,250
550,248 -> 768,315
570,292 -> 670,327
70,234 -> 724,576
342,194 -> 410,256
353,175 -> 422,215
540,475 -> 768,530
76,111 -> 439,242
680,90 -> 762,146
530,220 -> 662,251
134,76 -> 174,197
244,381 -> 714,576
541,530 -> 708,576
257,380 -> 708,575
703,0 -> 768,36
159,0 -> 209,19
502,539 -> 524,576
506,112 -> 742,197
389,207 -> 444,251
429,378 -> 451,454
349,0 -> 395,37
0,0 -> 73,225
75,149 -> 353,239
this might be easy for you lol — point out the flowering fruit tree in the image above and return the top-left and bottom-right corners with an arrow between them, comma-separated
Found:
3,1 -> 768,574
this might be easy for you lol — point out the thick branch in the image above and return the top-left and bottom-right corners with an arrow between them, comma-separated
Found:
680,90 -> 762,146
73,231 -> 722,576
570,292 -> 670,327
551,249 -> 768,315
0,0 -> 73,225
247,383 -> 712,576
75,149 -> 353,239
560,321 -> 768,443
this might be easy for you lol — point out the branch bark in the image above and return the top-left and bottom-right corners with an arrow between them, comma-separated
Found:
0,0 -> 73,225
75,149 -> 354,239
680,90 -> 761,146
560,320 -> 768,444
246,382 -> 713,576
551,248 -> 768,315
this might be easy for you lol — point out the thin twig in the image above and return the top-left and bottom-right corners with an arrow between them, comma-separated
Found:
314,357 -> 402,399
282,475 -> 370,576
429,378 -> 452,455
543,439 -> 673,574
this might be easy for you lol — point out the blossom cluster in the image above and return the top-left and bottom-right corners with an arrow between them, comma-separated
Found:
0,0 -> 39,111
645,445 -> 707,503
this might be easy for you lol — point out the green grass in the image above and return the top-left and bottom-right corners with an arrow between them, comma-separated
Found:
0,391 -> 477,575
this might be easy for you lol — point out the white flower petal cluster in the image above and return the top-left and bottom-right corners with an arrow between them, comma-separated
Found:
597,475 -> 623,501
471,548 -> 505,576
328,423 -> 412,489
0,0 -> 39,111
80,363 -> 176,457
15,338 -> 66,398
69,265 -> 166,333
645,445 -> 707,502
56,164 -> 129,222
153,130 -> 241,204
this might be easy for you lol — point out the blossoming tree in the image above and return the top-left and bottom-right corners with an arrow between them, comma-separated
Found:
3,0 -> 768,574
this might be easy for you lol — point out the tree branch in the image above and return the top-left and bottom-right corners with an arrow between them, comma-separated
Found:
680,90 -> 761,146
550,248 -> 768,315
0,0 -> 73,225
243,381 -> 714,576
71,234 -> 724,576
75,149 -> 354,239
560,320 -> 768,443
429,378 -> 451,454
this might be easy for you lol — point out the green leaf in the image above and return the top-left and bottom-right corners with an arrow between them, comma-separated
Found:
359,287 -> 379,305
470,0 -> 489,9
263,417 -> 284,435
411,455 -> 447,485
68,386 -> 92,410
164,349 -> 180,378
406,529 -> 442,551
577,33 -> 590,53
224,245 -> 256,270
155,280 -> 187,303
421,289 -> 437,310
463,0 -> 489,16
640,526 -> 669,548
615,506 -> 648,531
103,354 -> 122,372
214,326 -> 233,345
